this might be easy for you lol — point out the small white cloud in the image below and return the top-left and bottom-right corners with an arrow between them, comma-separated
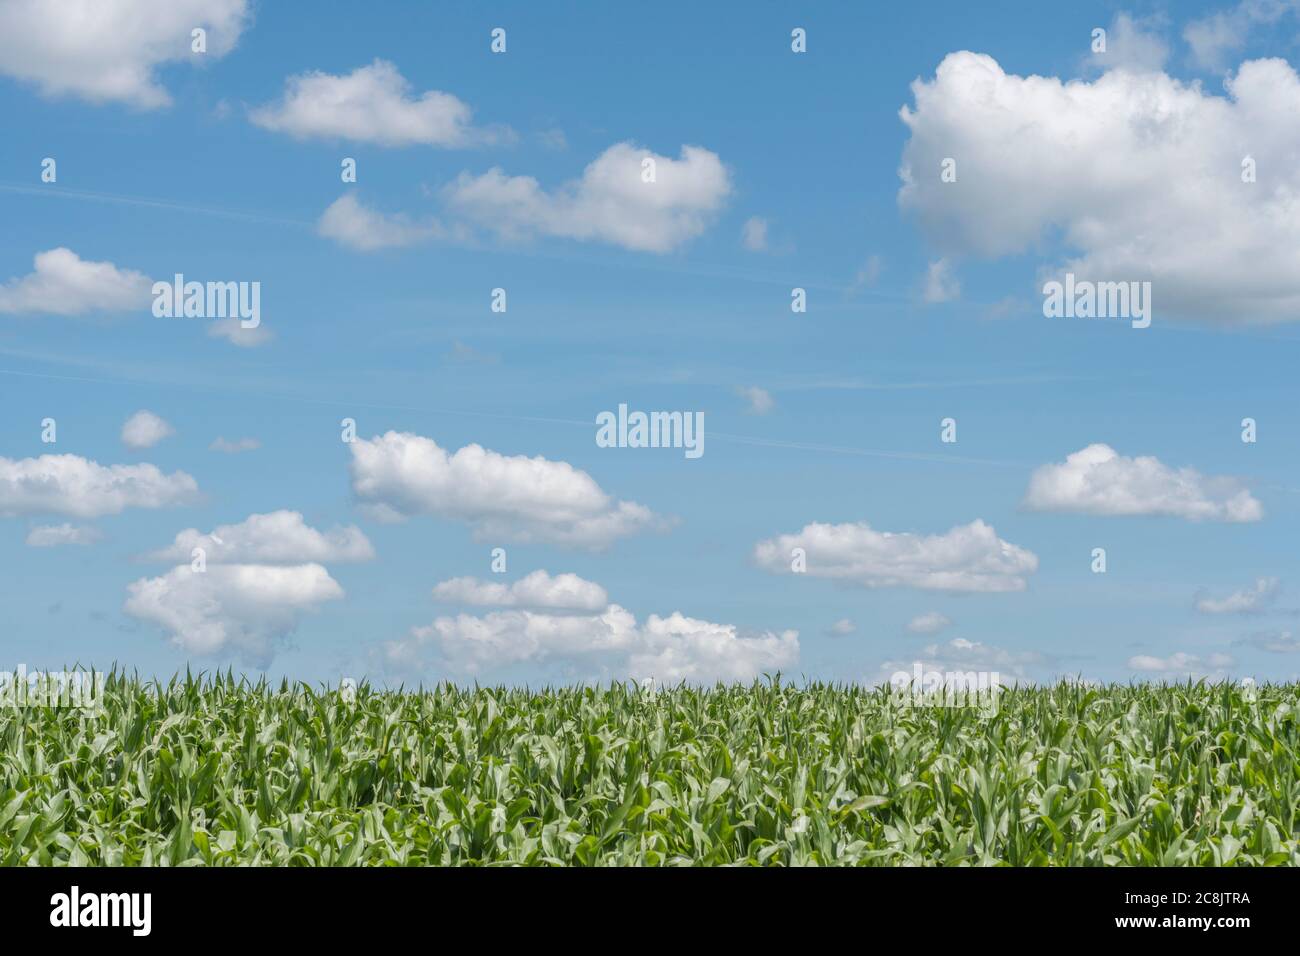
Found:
251,59 -> 508,147
1023,444 -> 1262,522
25,523 -> 102,547
735,385 -> 774,415
317,194 -> 446,251
121,410 -> 174,450
754,519 -> 1037,593
146,510 -> 374,565
210,436 -> 260,454
1088,13 -> 1170,73
1236,631 -> 1300,653
827,618 -> 856,636
877,637 -> 1046,685
1127,651 -> 1234,680
0,248 -> 151,316
906,611 -> 952,635
0,454 -> 198,518
207,317 -> 272,347
443,142 -> 731,253
433,570 -> 608,611
741,216 -> 768,251
922,258 -> 959,303
349,431 -> 661,549
1197,577 -> 1279,614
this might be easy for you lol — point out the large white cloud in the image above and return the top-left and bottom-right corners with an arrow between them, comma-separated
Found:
0,248 -> 152,316
349,431 -> 660,549
385,575 -> 797,683
145,510 -> 374,564
0,0 -> 249,108
125,563 -> 343,664
251,59 -> 506,146
443,142 -> 731,253
753,519 -> 1038,593
898,51 -> 1300,322
121,410 -> 174,450
433,570 -> 608,611
0,454 -> 199,518
1023,444 -> 1262,522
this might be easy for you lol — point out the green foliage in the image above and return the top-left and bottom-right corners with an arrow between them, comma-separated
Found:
2,672 -> 1298,866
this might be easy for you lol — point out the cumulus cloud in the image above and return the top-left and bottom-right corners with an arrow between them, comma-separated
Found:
0,454 -> 198,518
145,510 -> 373,564
1023,444 -> 1262,522
433,570 -> 608,611
0,248 -> 152,315
443,142 -> 731,253
1197,577 -> 1280,614
898,51 -> 1300,323
740,216 -> 768,251
877,637 -> 1047,685
317,194 -> 447,251
384,575 -> 797,683
121,410 -> 174,450
1087,13 -> 1170,73
1127,651 -> 1235,680
0,0 -> 249,108
906,611 -> 952,635
25,523 -> 101,547
349,431 -> 660,549
753,519 -> 1038,593
125,563 -> 343,665
210,436 -> 260,453
251,59 -> 507,147
735,385 -> 774,415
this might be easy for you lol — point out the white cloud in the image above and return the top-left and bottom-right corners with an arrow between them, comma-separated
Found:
898,51 -> 1300,323
121,410 -> 174,450
146,510 -> 374,564
877,637 -> 1047,685
735,385 -> 774,415
317,194 -> 446,251
208,317 -> 272,347
922,258 -> 959,303
1127,651 -> 1235,680
906,611 -> 952,635
1197,577 -> 1279,614
1184,1 -> 1297,72
385,584 -> 797,683
1237,630 -> 1300,653
0,0 -> 249,108
753,519 -> 1037,593
827,618 -> 856,636
25,523 -> 101,547
443,142 -> 731,253
1023,444 -> 1262,522
0,248 -> 151,315
210,436 -> 260,453
125,563 -> 343,665
1088,13 -> 1170,73
251,59 -> 506,147
741,216 -> 768,251
0,454 -> 199,518
433,570 -> 608,611
349,431 -> 660,549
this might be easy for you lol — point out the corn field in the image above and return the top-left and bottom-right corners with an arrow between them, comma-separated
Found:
1,672 -> 1297,866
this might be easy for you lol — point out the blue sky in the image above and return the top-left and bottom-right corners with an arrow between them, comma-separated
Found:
3,0 -> 1300,687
